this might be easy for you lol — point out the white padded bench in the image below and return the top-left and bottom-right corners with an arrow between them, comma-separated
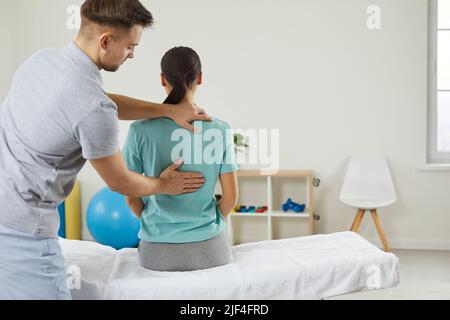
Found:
60,231 -> 399,300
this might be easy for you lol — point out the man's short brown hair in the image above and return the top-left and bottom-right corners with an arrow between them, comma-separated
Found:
81,0 -> 154,29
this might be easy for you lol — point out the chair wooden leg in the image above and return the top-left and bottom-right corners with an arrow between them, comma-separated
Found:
370,209 -> 390,252
350,209 -> 365,232
350,211 -> 358,231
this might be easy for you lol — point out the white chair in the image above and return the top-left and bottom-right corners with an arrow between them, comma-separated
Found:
339,154 -> 396,252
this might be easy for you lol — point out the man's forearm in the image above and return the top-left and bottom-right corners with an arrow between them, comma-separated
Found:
108,93 -> 174,121
90,152 -> 165,197
112,171 -> 163,197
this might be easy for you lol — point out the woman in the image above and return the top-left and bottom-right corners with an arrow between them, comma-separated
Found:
123,46 -> 239,272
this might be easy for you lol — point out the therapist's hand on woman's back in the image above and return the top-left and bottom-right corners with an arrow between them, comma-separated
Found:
90,153 -> 205,197
158,160 -> 206,195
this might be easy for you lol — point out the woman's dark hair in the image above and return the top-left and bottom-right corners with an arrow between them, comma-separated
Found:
161,47 -> 202,105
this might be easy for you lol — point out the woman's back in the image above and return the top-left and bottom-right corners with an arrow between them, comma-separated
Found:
123,117 -> 238,244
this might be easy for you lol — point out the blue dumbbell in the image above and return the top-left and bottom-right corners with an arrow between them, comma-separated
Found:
282,198 -> 306,213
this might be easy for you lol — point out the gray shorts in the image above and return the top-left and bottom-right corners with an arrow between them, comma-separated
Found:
138,230 -> 232,272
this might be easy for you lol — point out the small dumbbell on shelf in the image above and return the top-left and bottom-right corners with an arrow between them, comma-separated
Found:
247,206 -> 256,213
233,205 -> 268,214
281,198 -> 306,213
256,206 -> 268,213
234,205 -> 247,213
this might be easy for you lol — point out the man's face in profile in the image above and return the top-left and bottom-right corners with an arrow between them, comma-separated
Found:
101,25 -> 143,72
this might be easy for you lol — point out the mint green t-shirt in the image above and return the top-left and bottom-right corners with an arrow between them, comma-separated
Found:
122,118 -> 238,244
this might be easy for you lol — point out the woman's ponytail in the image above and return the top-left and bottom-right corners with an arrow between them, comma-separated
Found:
163,76 -> 187,105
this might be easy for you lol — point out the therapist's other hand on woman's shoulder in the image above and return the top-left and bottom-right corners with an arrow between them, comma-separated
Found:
167,100 -> 212,133
158,160 -> 205,195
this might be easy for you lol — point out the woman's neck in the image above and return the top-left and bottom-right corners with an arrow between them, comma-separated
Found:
182,90 -> 195,105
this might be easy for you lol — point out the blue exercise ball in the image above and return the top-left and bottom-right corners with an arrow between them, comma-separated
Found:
87,187 -> 140,250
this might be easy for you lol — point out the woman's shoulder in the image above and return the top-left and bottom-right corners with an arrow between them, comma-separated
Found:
212,117 -> 231,127
130,118 -> 232,135
130,118 -> 174,132
201,117 -> 232,131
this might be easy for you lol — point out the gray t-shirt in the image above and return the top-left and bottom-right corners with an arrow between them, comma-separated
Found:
0,42 -> 120,238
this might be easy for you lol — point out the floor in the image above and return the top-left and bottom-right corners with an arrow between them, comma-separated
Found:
328,249 -> 450,300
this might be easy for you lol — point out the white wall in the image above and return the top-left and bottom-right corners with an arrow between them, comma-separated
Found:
0,0 -> 15,101
2,0 -> 450,249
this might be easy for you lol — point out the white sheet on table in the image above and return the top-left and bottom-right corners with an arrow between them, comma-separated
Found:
59,231 -> 399,300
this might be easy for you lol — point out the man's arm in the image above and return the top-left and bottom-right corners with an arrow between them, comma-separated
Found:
108,93 -> 212,132
90,152 -> 206,197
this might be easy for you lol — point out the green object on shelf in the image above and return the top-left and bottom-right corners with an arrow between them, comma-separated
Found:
233,133 -> 249,154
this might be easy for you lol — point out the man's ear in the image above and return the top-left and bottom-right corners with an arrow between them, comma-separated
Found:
197,72 -> 203,85
161,73 -> 167,87
99,32 -> 112,50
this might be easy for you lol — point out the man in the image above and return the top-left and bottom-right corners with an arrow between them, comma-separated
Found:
0,0 -> 210,299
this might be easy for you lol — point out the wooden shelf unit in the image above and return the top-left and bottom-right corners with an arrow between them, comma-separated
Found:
227,170 -> 318,245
